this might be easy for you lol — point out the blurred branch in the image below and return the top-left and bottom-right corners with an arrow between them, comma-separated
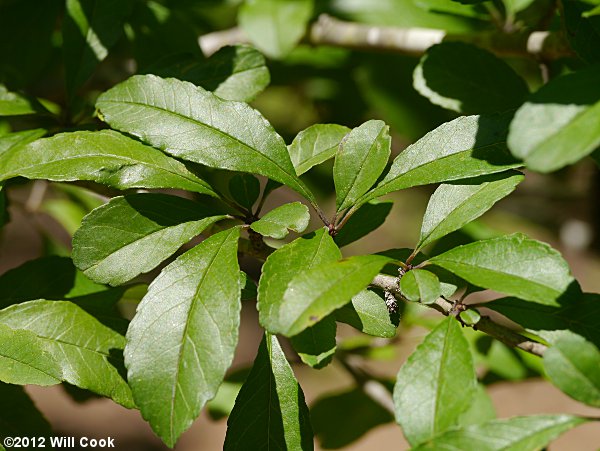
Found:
371,274 -> 548,357
199,14 -> 574,60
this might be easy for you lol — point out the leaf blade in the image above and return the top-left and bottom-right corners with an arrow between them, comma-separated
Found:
250,201 -> 310,239
289,123 -> 350,175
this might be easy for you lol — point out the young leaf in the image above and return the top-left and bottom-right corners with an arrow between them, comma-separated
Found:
224,334 -> 313,450
250,201 -> 310,239
360,115 -> 520,205
508,66 -> 600,172
228,173 -> 261,211
334,201 -> 393,248
334,120 -> 391,212
0,86 -> 50,116
0,382 -> 52,438
0,129 -> 46,157
290,315 -> 336,369
414,42 -> 529,114
335,289 -> 397,338
0,130 -> 216,196
544,331 -> 600,407
417,171 -> 524,250
278,254 -> 391,336
289,123 -> 350,175
429,234 -> 574,305
258,228 -> 341,332
0,323 -> 61,386
411,415 -> 586,450
238,0 -> 313,59
125,227 -> 241,446
72,193 -> 227,286
399,269 -> 440,304
0,300 -> 133,407
96,75 -> 315,203
393,317 -> 476,445
63,0 -> 133,96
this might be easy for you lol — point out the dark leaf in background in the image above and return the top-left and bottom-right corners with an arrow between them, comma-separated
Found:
228,173 -> 261,211
561,0 -> 600,63
0,382 -> 52,438
334,201 -> 393,248
290,314 -> 337,368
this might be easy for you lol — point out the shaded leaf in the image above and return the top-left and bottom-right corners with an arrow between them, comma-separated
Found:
508,66 -> 600,172
72,193 -> 227,286
417,171 -> 523,250
335,201 -> 393,248
399,269 -> 440,304
429,234 -> 574,305
228,173 -> 260,211
125,227 -> 241,446
290,315 -> 336,369
335,289 -> 396,338
0,184 -> 7,229
334,120 -> 391,211
0,300 -> 133,407
96,75 -> 314,202
238,0 -> 313,59
394,318 -> 476,445
0,382 -> 52,438
250,201 -> 310,239
289,123 -> 350,175
0,86 -> 50,116
414,42 -> 528,114
562,0 -> 600,63
224,334 -> 313,450
0,130 -> 216,195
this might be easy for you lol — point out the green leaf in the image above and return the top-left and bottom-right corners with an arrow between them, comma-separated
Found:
400,269 -> 440,304
544,331 -> 600,407
417,171 -> 524,250
311,387 -> 393,449
224,334 -> 313,450
561,0 -> 600,63
278,255 -> 391,336
411,415 -> 586,450
394,317 -> 476,445
125,227 -> 241,446
72,193 -> 227,286
289,123 -> 350,175
63,0 -> 133,96
360,115 -> 520,205
430,234 -> 574,305
96,75 -> 315,202
0,86 -> 50,116
290,315 -> 336,369
457,383 -> 496,426
0,382 -> 52,438
258,228 -> 341,332
238,0 -> 313,59
0,300 -> 133,407
0,129 -> 46,157
250,201 -> 310,239
0,130 -> 216,195
334,200 -> 393,248
228,173 -> 261,210
414,42 -> 529,114
334,120 -> 391,211
335,289 -> 396,338
508,66 -> 600,172
0,323 -> 61,386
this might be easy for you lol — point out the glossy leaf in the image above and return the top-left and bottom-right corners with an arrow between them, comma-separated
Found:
73,193 -> 227,285
0,130 -> 216,195
508,66 -> 600,172
224,334 -> 313,450
258,228 -> 341,332
0,129 -> 46,157
0,300 -> 133,407
417,171 -> 524,250
361,115 -> 520,204
0,86 -> 49,116
289,123 -> 350,175
63,0 -> 133,96
430,234 -> 574,305
334,201 -> 393,248
96,75 -> 314,202
278,255 -> 391,336
228,173 -> 260,210
238,0 -> 313,59
125,227 -> 241,446
394,318 -> 476,445
414,42 -> 528,114
290,315 -> 336,368
334,120 -> 391,211
400,269 -> 440,304
335,289 -> 396,338
0,382 -> 52,438
411,415 -> 586,450
0,323 -> 61,386
544,331 -> 600,407
250,201 -> 310,239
